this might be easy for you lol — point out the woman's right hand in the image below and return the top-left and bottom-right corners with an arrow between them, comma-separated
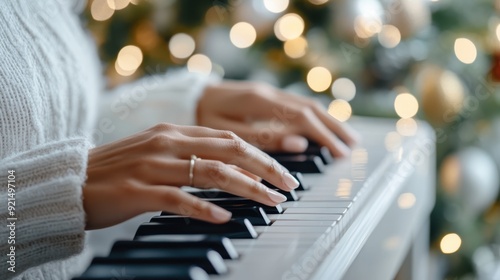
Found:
83,123 -> 299,230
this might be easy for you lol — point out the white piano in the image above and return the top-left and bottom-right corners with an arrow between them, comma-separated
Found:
82,116 -> 436,280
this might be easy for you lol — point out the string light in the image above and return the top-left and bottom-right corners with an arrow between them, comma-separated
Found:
283,36 -> 308,58
187,54 -> 212,75
354,16 -> 382,39
331,78 -> 356,101
115,45 -> 143,76
454,38 -> 477,64
230,22 -> 257,49
440,233 -> 462,254
384,131 -> 402,152
394,93 -> 419,118
307,67 -> 332,92
274,13 -> 305,41
169,33 -> 196,59
378,25 -> 401,48
263,0 -> 289,13
91,0 -> 114,21
328,100 -> 352,122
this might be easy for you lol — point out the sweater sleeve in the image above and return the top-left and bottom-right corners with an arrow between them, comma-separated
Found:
0,138 -> 91,279
96,69 -> 220,145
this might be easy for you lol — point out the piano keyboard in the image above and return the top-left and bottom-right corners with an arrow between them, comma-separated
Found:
77,117 -> 435,280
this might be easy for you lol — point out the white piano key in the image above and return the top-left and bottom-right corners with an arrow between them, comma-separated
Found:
276,213 -> 343,221
272,220 -> 337,227
283,201 -> 352,208
285,207 -> 348,215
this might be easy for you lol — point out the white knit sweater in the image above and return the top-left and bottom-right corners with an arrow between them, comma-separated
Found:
0,1 -> 212,279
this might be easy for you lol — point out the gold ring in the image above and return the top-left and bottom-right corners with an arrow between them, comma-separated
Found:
189,155 -> 199,187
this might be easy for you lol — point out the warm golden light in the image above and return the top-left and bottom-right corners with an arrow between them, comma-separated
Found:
331,78 -> 356,101
169,33 -> 196,59
398,193 -> 416,209
307,67 -> 332,92
454,38 -> 477,64
187,54 -> 212,75
496,24 -> 500,42
394,93 -> 419,118
274,13 -> 305,41
440,233 -> 462,254
230,22 -> 257,49
378,25 -> 401,48
396,118 -> 418,136
440,155 -> 460,195
264,0 -> 289,13
91,0 -> 114,21
336,179 -> 352,198
309,0 -> 329,5
115,45 -> 143,76
107,0 -> 130,10
354,16 -> 382,39
284,37 -> 308,58
328,100 -> 352,122
384,131 -> 402,152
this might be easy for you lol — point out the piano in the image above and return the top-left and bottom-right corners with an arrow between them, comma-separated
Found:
76,117 -> 435,280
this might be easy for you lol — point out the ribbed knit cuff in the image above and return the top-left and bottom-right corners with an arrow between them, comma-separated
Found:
0,138 -> 90,279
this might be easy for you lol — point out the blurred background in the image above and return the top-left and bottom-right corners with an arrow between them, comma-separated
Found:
85,0 -> 500,278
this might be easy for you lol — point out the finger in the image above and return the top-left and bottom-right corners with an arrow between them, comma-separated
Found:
297,109 -> 351,157
140,186 -> 232,223
203,116 -> 308,152
136,158 -> 287,206
278,92 -> 360,146
180,137 -> 300,191
192,159 -> 287,206
228,164 -> 261,182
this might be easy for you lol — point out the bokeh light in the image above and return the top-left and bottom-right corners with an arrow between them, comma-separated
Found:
398,193 -> 416,209
309,0 -> 329,5
307,67 -> 332,92
115,45 -> 143,76
396,118 -> 418,136
328,100 -> 352,122
169,33 -> 196,59
454,38 -> 477,64
283,36 -> 308,58
187,54 -> 212,75
394,93 -> 419,118
91,0 -> 114,21
274,13 -> 305,41
331,77 -> 356,101
378,25 -> 401,48
354,16 -> 382,39
263,0 -> 289,13
384,131 -> 402,152
107,0 -> 130,10
230,22 -> 257,49
440,233 -> 462,254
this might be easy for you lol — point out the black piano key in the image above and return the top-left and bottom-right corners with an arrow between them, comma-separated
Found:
207,198 -> 284,214
187,190 -> 238,200
224,206 -> 271,226
267,143 -> 333,165
103,249 -> 226,275
117,235 -> 239,259
135,218 -> 258,239
74,263 -> 208,280
272,155 -> 325,173
291,172 -> 310,191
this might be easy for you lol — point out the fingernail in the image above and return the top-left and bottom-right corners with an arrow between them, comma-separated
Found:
267,188 -> 287,203
210,207 -> 232,221
282,135 -> 308,152
282,172 -> 300,190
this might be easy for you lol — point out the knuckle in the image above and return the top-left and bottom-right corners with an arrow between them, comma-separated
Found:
220,130 -> 238,140
148,133 -> 172,149
205,160 -> 227,179
228,138 -> 248,157
266,158 -> 280,175
152,123 -> 175,132
248,181 -> 265,196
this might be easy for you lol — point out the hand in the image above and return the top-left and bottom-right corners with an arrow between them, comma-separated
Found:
83,123 -> 299,230
197,81 -> 360,157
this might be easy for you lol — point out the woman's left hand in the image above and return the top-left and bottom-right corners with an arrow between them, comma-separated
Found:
197,81 -> 359,157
